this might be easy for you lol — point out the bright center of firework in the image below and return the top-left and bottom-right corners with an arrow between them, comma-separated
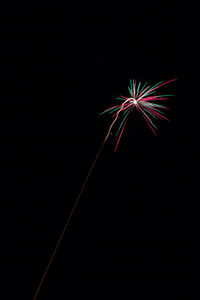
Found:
133,99 -> 137,105
128,97 -> 137,106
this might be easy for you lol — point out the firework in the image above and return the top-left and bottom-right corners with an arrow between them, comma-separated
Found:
100,78 -> 177,151
33,77 -> 177,299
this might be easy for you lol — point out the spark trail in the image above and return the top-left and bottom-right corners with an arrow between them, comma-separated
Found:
33,78 -> 176,299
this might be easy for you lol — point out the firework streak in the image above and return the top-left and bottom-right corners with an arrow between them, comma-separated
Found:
100,79 -> 177,151
33,78 -> 177,300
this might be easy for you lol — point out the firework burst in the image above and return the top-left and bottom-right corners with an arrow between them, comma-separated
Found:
100,78 -> 177,151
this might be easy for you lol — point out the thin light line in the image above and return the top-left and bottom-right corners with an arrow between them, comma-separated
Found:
33,100 -> 128,300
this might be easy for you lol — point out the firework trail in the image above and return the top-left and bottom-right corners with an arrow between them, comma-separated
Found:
33,78 -> 176,299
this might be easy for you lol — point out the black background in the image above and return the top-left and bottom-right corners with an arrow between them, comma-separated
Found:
1,3 -> 198,299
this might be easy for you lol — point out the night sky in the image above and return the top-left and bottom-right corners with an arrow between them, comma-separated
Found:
1,3 -> 198,299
